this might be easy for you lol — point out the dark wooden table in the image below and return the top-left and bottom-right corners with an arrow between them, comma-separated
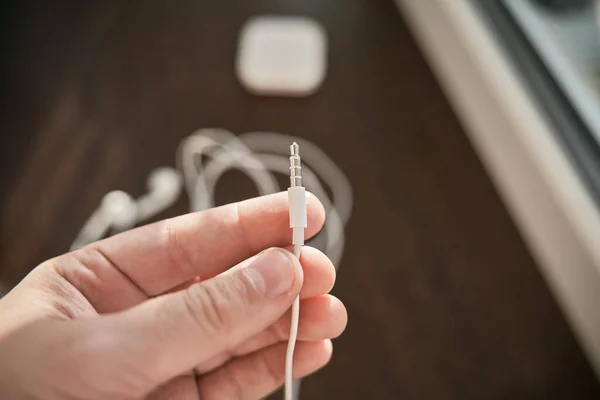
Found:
1,0 -> 598,398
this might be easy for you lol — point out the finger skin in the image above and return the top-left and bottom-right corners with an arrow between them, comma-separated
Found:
88,192 -> 325,295
0,192 -> 339,400
237,295 -> 347,352
53,244 -> 334,315
146,374 -> 199,400
148,341 -> 332,400
0,308 -> 337,400
196,295 -> 346,374
198,340 -> 333,400
162,246 -> 335,299
0,319 -> 152,400
102,248 -> 304,385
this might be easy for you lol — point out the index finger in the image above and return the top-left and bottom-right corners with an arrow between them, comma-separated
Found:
89,192 -> 325,295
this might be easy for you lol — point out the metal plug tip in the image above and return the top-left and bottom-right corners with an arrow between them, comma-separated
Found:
290,142 -> 299,156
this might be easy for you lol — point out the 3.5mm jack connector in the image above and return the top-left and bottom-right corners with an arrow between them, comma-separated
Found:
289,142 -> 302,188
287,142 -> 307,245
285,142 -> 307,400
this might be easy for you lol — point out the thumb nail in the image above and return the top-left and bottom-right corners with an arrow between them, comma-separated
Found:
246,248 -> 296,298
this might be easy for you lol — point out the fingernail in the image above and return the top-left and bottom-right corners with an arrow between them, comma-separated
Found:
246,248 -> 296,297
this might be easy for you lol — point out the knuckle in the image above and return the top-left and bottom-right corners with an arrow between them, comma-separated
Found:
183,281 -> 234,337
258,349 -> 283,387
162,218 -> 194,278
223,362 -> 246,400
267,318 -> 288,342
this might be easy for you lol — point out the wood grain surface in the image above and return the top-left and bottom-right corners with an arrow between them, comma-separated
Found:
0,0 -> 598,398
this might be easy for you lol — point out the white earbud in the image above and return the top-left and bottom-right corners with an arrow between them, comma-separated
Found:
104,190 -> 138,233
70,167 -> 183,250
70,190 -> 137,250
135,167 -> 183,221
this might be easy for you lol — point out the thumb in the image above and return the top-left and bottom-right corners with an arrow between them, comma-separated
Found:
104,247 -> 302,384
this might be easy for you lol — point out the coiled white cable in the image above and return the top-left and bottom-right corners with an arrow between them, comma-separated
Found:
177,129 -> 352,268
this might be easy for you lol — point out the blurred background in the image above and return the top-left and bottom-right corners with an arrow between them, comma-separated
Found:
1,0 -> 600,398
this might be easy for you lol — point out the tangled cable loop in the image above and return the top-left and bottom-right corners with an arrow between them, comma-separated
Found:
177,128 -> 353,269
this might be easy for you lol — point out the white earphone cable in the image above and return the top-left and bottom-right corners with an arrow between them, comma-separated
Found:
286,274 -> 300,400
286,142 -> 305,400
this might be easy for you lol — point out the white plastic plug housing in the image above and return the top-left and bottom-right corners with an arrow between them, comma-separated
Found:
288,186 -> 307,245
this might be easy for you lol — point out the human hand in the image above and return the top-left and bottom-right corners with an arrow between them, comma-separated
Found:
0,192 -> 347,399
